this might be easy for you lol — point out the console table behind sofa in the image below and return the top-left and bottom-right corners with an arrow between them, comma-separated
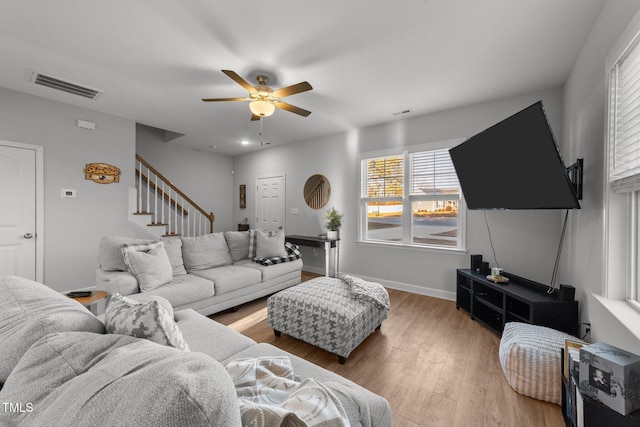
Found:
286,235 -> 339,277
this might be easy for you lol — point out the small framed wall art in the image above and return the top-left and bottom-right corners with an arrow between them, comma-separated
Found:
239,184 -> 246,209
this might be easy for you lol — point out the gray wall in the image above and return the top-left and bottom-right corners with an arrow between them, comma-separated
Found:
0,87 -> 148,292
233,88 -> 566,298
136,125 -> 234,233
560,0 -> 640,353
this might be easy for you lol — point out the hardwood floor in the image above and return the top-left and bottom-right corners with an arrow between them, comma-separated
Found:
210,271 -> 565,427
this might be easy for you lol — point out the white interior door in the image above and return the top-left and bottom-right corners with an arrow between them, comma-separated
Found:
0,143 -> 39,280
256,174 -> 285,234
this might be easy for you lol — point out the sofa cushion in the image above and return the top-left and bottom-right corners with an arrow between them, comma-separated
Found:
224,343 -> 393,427
190,265 -> 261,295
181,233 -> 232,271
0,332 -> 241,426
143,274 -> 215,307
162,237 -> 187,275
122,241 -> 173,292
98,235 -> 155,272
0,275 -> 105,384
234,258 -> 303,281
255,230 -> 287,259
95,269 -> 139,296
175,309 -> 256,362
105,293 -> 190,351
224,231 -> 250,261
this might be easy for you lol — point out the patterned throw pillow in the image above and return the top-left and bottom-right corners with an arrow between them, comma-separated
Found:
105,293 -> 190,351
121,240 -> 173,292
248,229 -> 258,259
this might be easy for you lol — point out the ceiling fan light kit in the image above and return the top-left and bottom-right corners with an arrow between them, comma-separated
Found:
249,99 -> 276,117
202,70 -> 312,120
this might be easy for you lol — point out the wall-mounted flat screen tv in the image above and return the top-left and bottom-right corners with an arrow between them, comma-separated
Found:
449,101 -> 581,210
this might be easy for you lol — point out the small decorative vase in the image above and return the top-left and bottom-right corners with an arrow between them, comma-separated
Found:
327,230 -> 339,240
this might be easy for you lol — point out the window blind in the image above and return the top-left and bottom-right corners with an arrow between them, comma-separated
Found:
361,155 -> 403,198
610,36 -> 640,192
410,149 -> 459,196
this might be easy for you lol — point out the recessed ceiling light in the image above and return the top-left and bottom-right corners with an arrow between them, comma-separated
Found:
240,140 -> 249,145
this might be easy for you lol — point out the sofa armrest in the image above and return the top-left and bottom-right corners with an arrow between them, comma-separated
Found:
95,268 -> 139,297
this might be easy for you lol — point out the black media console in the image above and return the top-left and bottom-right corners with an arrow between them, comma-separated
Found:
456,269 -> 579,336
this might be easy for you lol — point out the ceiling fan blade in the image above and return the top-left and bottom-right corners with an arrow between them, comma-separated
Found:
272,81 -> 313,98
201,97 -> 250,102
251,114 -> 261,121
274,101 -> 311,117
222,70 -> 256,93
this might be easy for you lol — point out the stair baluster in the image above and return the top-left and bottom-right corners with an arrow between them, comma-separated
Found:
133,154 -> 214,237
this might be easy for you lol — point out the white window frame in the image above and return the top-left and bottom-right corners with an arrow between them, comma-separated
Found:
358,139 -> 466,253
605,9 -> 640,310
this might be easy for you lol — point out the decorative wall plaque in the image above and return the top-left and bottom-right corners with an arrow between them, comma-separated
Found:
84,163 -> 121,184
239,184 -> 246,209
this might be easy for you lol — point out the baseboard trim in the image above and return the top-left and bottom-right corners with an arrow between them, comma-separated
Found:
301,268 -> 455,301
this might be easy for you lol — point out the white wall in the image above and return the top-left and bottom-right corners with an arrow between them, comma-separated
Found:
560,0 -> 640,353
233,88 -> 567,298
136,125 -> 234,233
0,87 -> 148,292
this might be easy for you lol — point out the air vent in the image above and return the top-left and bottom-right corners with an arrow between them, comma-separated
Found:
30,71 -> 103,100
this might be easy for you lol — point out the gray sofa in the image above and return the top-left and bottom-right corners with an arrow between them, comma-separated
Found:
95,231 -> 303,316
0,275 -> 393,426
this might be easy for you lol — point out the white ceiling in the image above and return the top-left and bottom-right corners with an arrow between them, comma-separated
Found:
0,0 -> 604,156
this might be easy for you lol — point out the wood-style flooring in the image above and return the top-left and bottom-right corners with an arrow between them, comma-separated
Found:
210,271 -> 565,427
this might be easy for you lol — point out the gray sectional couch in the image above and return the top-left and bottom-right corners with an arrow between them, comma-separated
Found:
0,274 -> 393,426
95,231 -> 303,315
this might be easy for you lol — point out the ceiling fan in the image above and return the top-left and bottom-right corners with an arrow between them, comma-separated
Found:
202,70 -> 313,121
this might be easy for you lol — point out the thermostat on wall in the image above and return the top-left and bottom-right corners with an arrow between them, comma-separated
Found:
61,189 -> 76,198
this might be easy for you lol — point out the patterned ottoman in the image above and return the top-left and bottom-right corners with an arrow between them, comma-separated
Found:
267,276 -> 390,364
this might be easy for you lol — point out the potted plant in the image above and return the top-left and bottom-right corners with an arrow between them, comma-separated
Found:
325,207 -> 343,239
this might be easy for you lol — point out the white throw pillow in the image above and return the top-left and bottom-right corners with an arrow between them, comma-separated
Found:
105,293 -> 190,351
255,231 -> 287,259
122,241 -> 173,292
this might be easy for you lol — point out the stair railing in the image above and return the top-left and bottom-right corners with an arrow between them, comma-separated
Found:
135,154 -> 214,237
305,177 -> 326,209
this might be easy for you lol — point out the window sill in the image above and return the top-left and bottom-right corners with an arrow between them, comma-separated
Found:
357,240 -> 467,255
592,294 -> 640,343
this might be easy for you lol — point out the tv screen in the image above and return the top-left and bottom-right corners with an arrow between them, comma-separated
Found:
449,101 -> 580,210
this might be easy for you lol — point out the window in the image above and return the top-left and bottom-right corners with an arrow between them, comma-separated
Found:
609,33 -> 640,192
606,11 -> 640,308
359,143 -> 465,250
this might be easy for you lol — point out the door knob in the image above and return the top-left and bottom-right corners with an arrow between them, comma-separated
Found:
23,233 -> 33,239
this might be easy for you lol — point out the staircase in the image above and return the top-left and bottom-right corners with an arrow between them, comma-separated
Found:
130,154 -> 214,238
